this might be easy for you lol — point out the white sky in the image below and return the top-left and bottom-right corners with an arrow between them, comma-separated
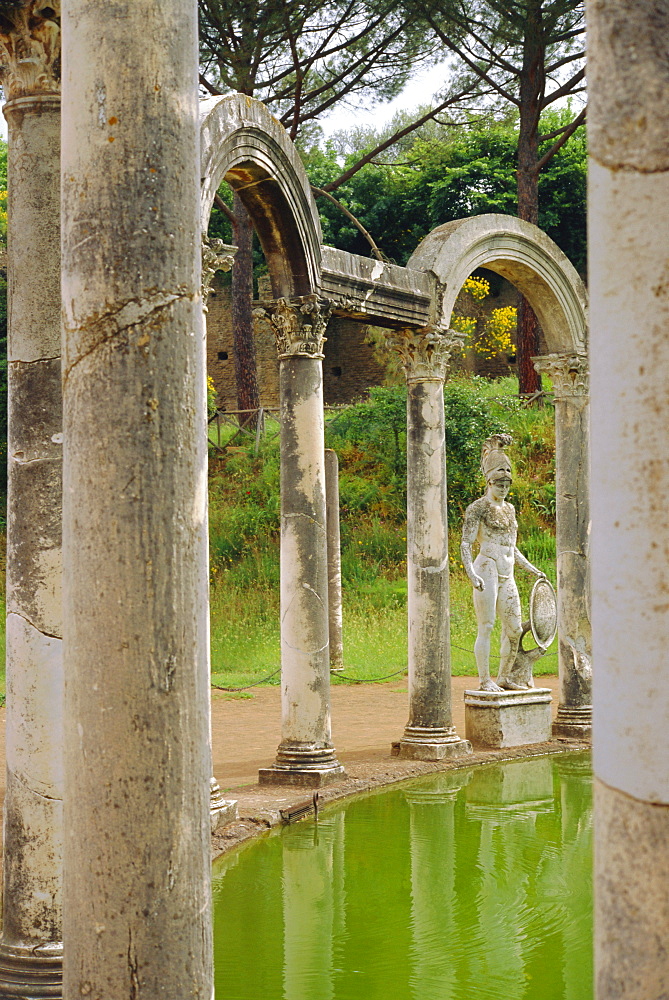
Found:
318,60 -> 451,136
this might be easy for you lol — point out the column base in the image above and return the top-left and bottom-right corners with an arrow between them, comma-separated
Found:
0,943 -> 62,999
391,726 -> 472,762
465,688 -> 552,748
552,704 -> 592,740
259,742 -> 346,787
210,777 -> 238,833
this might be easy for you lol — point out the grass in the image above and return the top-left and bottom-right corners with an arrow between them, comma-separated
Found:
207,374 -> 559,689
0,375 -> 558,701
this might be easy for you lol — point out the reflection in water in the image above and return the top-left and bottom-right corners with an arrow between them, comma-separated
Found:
212,753 -> 592,1000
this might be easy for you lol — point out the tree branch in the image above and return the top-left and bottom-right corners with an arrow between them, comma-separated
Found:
533,105 -> 586,173
199,72 -> 223,96
320,88 -> 481,193
214,192 -> 238,227
312,186 -> 386,261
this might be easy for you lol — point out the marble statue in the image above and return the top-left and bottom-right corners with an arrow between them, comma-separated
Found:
460,434 -> 547,692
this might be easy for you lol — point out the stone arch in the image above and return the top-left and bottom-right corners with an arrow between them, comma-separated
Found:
407,214 -> 587,352
200,94 -> 322,299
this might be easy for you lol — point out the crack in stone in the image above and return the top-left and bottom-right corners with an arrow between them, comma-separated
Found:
416,556 -> 449,574
590,154 -> 669,176
596,774 -> 669,809
281,639 -> 329,656
63,289 -> 196,381
10,454 -> 61,467
7,609 -> 62,642
8,354 -> 60,366
301,582 -> 325,607
9,766 -> 62,804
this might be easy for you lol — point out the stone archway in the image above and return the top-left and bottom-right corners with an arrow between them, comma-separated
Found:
407,214 -> 587,353
200,94 -> 322,298
199,96 -> 344,785
408,214 -> 592,738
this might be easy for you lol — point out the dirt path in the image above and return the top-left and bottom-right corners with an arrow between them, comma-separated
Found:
208,675 -> 585,860
0,675 -> 580,863
211,675 -> 560,790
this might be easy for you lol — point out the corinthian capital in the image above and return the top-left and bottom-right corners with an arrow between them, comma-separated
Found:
385,326 -> 464,383
0,2 -> 61,102
201,236 -> 235,310
533,351 -> 589,399
255,295 -> 332,359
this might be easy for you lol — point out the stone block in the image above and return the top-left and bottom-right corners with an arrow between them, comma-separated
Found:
210,799 -> 238,834
464,688 -> 552,749
258,765 -> 346,788
394,737 -> 472,762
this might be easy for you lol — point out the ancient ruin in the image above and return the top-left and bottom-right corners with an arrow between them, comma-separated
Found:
0,0 -> 666,996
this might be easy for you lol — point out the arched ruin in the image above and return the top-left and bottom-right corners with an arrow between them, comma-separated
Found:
2,2 -> 666,991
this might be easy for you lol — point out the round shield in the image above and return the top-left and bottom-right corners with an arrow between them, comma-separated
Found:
529,577 -> 558,649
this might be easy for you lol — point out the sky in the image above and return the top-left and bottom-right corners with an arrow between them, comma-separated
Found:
318,59 -> 451,136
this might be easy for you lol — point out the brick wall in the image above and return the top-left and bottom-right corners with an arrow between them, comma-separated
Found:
205,274 -> 385,409
205,271 -> 550,408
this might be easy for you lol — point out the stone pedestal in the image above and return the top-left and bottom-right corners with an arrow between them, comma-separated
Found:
258,297 -> 345,786
464,688 -> 552,748
386,327 -> 471,762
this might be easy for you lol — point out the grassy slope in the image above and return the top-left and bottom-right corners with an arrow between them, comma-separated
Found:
209,376 -> 558,688
0,377 -> 557,698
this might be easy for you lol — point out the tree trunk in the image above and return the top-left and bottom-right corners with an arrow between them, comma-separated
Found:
232,193 -> 261,421
515,1 -> 543,396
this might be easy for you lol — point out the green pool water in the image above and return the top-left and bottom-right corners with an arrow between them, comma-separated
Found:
212,752 -> 592,1000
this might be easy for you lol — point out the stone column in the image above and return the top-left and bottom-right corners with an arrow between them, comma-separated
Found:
533,352 -> 592,738
202,236 -> 238,831
61,2 -> 213,998
587,2 -> 669,996
325,448 -> 344,672
0,6 -> 63,996
386,327 -> 471,760
257,296 -> 344,785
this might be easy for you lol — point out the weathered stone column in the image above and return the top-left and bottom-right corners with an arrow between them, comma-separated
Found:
258,296 -> 344,785
534,352 -> 592,738
0,6 -> 63,995
387,327 -> 471,760
61,2 -> 213,998
587,2 -> 669,996
325,448 -> 344,672
202,235 -> 238,831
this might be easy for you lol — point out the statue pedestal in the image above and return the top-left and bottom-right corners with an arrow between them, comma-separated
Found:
464,688 -> 552,748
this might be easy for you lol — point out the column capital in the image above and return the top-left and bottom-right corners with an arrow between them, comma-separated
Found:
255,294 -> 332,359
201,236 -> 235,310
385,326 -> 464,383
533,351 -> 589,399
0,2 -> 60,103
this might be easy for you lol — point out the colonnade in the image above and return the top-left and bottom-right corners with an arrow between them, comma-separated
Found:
0,0 -> 666,996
